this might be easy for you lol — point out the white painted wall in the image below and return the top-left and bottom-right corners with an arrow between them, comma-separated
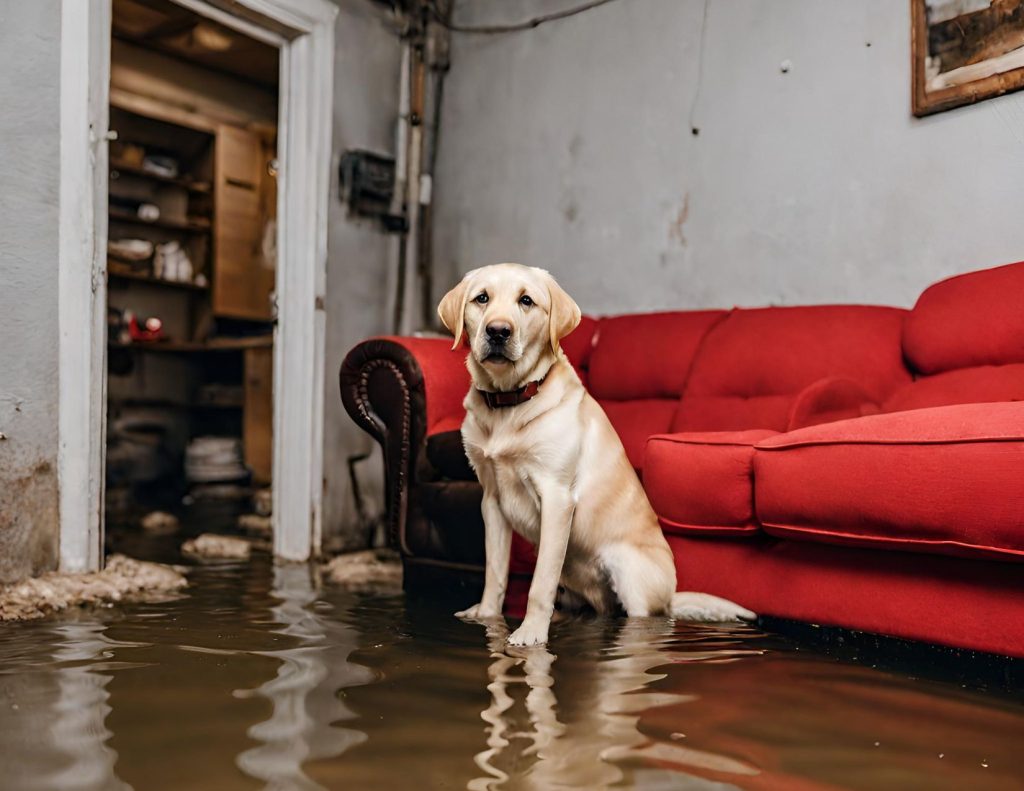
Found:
321,0 -> 404,548
0,0 -> 62,581
433,0 -> 1024,314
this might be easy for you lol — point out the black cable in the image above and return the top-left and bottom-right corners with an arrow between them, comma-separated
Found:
430,0 -> 620,35
688,0 -> 711,136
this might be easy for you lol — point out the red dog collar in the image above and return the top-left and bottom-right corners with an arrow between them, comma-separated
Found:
478,378 -> 545,409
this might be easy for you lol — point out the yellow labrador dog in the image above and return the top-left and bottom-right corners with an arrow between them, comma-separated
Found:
438,263 -> 754,646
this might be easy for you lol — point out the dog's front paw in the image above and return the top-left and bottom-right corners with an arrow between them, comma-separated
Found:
455,602 -> 501,620
507,620 -> 549,646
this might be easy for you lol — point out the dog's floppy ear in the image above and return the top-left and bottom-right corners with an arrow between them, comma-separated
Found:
546,274 -> 581,355
437,275 -> 471,350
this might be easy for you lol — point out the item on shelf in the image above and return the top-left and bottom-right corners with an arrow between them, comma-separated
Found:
137,203 -> 161,222
125,310 -> 164,343
153,241 -> 194,283
111,141 -> 145,168
142,154 -> 179,179
108,307 -> 131,346
185,437 -> 248,483
108,238 -> 154,263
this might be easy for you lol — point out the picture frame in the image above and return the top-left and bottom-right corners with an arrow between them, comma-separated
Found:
912,0 -> 1024,116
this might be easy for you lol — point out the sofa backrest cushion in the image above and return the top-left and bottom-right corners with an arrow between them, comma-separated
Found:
903,261 -> 1024,376
883,363 -> 1024,413
587,310 -> 727,400
561,315 -> 599,383
673,305 -> 910,432
598,399 -> 679,470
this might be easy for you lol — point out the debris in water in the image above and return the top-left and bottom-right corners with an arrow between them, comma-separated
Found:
0,554 -> 187,622
323,548 -> 402,594
238,513 -> 272,537
253,488 -> 272,516
181,533 -> 252,561
141,510 -> 179,533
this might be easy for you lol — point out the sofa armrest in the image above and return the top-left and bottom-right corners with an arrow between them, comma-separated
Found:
339,337 -> 469,553
787,376 -> 881,431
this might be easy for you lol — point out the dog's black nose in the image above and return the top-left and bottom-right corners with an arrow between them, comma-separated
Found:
486,323 -> 512,343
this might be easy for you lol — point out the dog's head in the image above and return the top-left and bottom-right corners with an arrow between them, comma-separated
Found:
438,263 -> 581,384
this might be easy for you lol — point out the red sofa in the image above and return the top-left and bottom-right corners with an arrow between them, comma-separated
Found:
340,261 -> 1024,658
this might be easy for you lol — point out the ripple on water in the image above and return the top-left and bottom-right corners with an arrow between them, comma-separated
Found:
0,548 -> 1022,790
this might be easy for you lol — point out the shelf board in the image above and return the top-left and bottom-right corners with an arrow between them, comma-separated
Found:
110,159 -> 212,194
108,268 -> 208,292
108,397 -> 242,411
109,336 -> 272,354
109,207 -> 211,234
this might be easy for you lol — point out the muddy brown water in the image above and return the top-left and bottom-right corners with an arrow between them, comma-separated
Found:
1,536 -> 1023,791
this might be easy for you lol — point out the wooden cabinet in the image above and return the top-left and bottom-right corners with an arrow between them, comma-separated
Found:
213,124 -> 276,321
243,346 -> 274,485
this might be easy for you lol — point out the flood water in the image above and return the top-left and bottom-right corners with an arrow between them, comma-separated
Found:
1,539 -> 1023,790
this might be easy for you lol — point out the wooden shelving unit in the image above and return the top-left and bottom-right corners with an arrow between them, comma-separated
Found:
110,337 -> 272,354
108,267 -> 208,291
108,207 -> 211,234
106,98 -> 277,487
110,158 -> 211,193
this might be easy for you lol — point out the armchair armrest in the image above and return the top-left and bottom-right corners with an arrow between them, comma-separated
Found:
340,336 -> 470,553
787,376 -> 881,431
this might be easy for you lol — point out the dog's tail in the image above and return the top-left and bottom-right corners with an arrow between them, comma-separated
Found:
671,592 -> 756,622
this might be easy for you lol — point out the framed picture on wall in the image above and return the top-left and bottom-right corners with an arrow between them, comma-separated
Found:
912,0 -> 1024,116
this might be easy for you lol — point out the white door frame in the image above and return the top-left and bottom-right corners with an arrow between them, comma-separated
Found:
58,0 -> 336,570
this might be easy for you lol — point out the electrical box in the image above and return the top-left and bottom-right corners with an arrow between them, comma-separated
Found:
338,149 -> 405,231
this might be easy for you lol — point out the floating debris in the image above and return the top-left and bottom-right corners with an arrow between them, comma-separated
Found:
238,513 -> 272,537
181,533 -> 251,561
323,548 -> 402,594
253,488 -> 272,517
140,510 -> 179,533
0,554 -> 187,622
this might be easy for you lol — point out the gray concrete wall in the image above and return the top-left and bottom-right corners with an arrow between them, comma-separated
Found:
0,1 -> 62,581
433,0 -> 1024,314
321,0 -> 404,547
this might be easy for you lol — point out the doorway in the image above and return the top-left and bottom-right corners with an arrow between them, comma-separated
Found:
57,0 -> 336,570
106,0 -> 280,550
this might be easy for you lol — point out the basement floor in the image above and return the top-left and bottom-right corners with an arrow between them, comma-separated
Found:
1,534 -> 1023,790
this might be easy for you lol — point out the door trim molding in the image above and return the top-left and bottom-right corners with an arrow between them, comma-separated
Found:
59,0 -> 337,570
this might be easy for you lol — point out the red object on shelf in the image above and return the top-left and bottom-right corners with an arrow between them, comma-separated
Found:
126,310 -> 164,342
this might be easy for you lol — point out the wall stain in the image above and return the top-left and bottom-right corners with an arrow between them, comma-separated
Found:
668,193 -> 690,246
0,457 -> 59,583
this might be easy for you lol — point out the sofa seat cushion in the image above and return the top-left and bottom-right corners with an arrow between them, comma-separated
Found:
645,430 -> 778,536
754,403 -> 1024,562
598,399 -> 679,470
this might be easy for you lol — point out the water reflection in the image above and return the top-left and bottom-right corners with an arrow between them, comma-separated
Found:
2,549 -> 1024,791
0,620 -> 142,791
236,563 -> 374,790
470,617 -> 764,790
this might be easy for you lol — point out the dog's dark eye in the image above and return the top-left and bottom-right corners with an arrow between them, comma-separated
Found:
519,295 -> 534,307
474,293 -> 489,304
